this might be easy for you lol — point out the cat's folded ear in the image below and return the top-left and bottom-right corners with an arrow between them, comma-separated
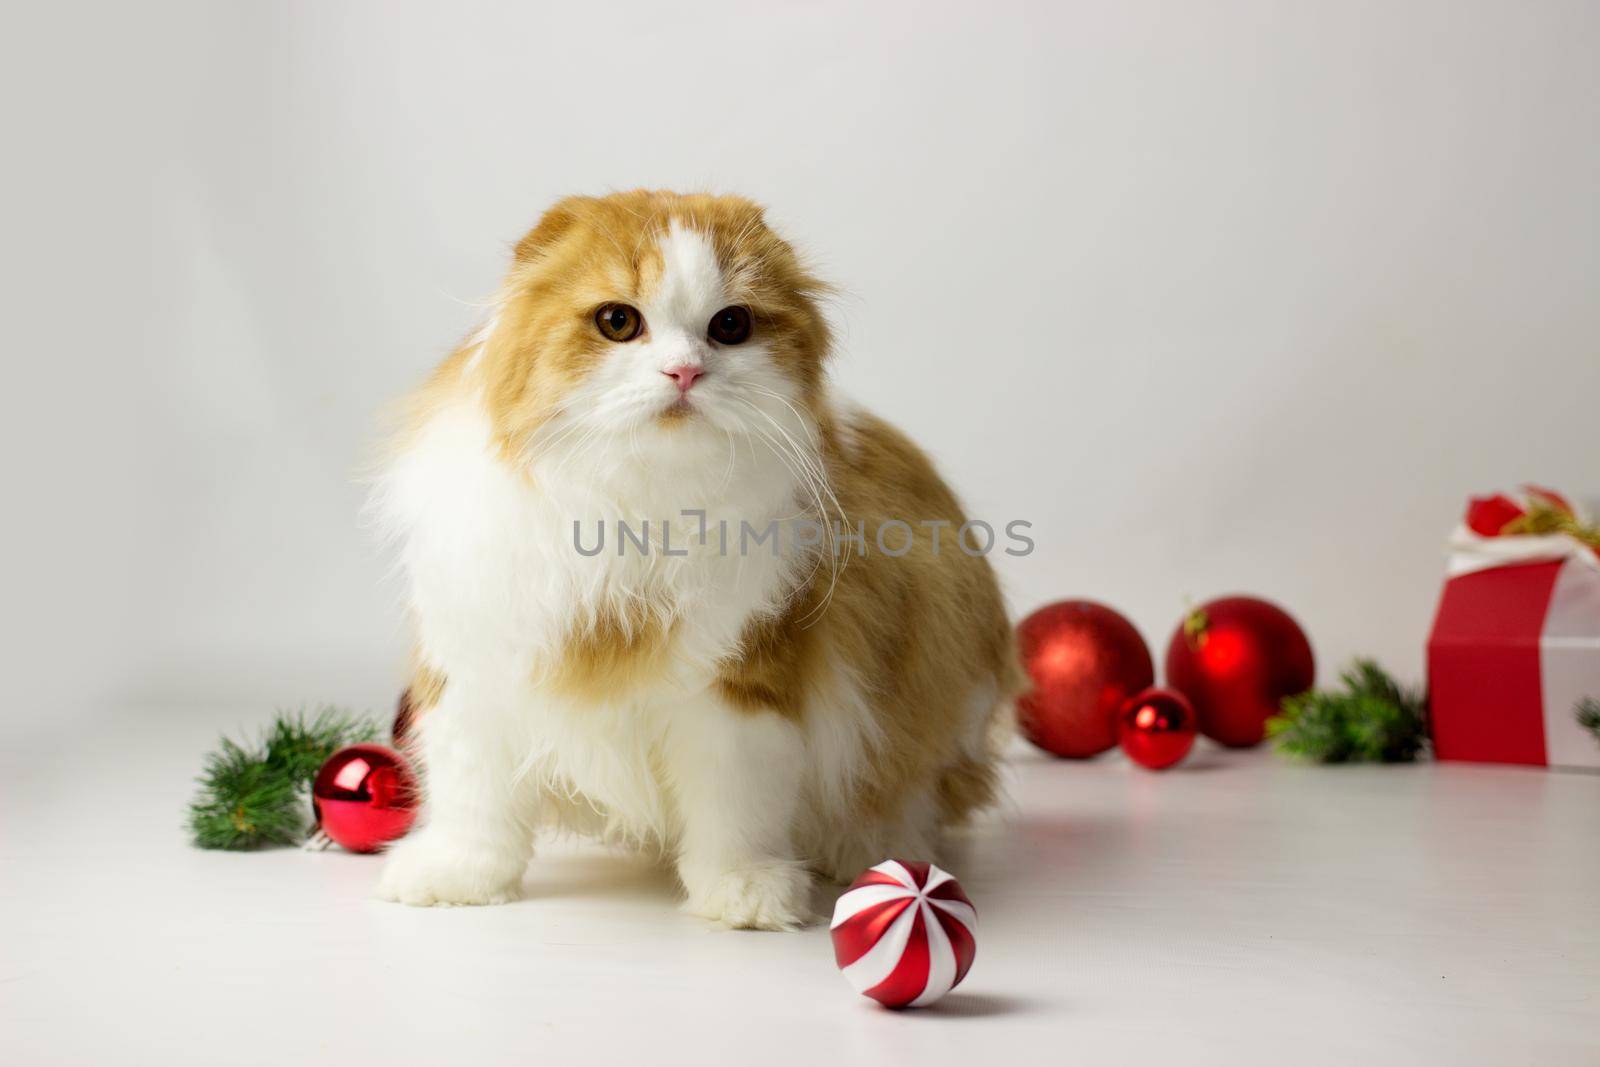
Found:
513,196 -> 593,263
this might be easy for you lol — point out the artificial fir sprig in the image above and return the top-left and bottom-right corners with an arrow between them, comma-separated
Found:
1267,659 -> 1428,763
261,706 -> 380,782
187,737 -> 306,849
187,707 -> 380,850
1578,697 -> 1600,747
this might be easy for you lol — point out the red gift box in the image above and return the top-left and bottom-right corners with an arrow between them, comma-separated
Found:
1426,490 -> 1600,770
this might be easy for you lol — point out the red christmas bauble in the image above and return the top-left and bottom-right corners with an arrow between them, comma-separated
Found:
1164,596 -> 1315,748
831,860 -> 977,1009
1117,686 -> 1198,770
1017,600 -> 1155,758
311,744 -> 419,853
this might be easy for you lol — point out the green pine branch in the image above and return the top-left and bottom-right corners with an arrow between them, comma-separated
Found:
262,706 -> 381,782
187,706 -> 381,850
1267,659 -> 1428,763
1578,697 -> 1600,747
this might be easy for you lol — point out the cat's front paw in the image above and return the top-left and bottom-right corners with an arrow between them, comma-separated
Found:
682,862 -> 813,931
376,831 -> 526,907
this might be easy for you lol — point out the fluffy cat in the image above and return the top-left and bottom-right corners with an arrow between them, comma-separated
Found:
372,191 -> 1020,928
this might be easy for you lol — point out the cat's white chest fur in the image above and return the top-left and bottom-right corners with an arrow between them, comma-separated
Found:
375,396 -> 813,834
384,398 -> 802,678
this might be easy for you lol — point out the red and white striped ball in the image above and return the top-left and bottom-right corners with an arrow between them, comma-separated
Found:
830,860 -> 977,1008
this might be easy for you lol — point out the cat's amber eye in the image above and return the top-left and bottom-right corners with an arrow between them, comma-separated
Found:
594,303 -> 644,342
707,306 -> 752,346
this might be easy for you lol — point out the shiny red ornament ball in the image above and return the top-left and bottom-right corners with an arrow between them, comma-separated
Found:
1165,596 -> 1315,748
311,744 -> 419,853
831,860 -> 977,1009
1117,686 -> 1199,770
1017,600 -> 1155,758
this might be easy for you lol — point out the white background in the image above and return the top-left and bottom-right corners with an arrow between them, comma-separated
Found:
7,0 -> 1597,728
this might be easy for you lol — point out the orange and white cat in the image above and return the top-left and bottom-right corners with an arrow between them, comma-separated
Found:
372,191 -> 1019,928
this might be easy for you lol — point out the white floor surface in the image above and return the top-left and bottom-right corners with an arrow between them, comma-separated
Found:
2,707 -> 1596,1066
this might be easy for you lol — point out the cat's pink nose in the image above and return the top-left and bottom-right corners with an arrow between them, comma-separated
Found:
663,364 -> 704,393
